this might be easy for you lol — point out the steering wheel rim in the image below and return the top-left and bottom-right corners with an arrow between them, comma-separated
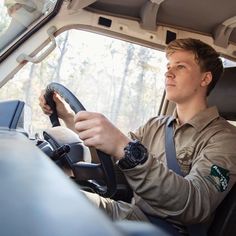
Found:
44,82 -> 117,198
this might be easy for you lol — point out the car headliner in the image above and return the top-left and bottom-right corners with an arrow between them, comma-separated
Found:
0,0 -> 235,86
87,0 -> 236,46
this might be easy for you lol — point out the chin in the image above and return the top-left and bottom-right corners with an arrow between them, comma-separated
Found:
165,92 -> 177,102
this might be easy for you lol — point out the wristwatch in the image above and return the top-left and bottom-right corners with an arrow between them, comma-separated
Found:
117,140 -> 148,169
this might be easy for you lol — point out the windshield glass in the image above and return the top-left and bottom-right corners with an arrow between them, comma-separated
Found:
0,0 -> 58,54
0,29 -> 167,136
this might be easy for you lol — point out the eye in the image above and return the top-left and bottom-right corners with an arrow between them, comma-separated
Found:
177,64 -> 185,69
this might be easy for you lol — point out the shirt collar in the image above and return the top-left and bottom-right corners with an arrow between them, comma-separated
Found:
173,106 -> 220,132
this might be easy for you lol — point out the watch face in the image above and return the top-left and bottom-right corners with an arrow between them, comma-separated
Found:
129,141 -> 147,163
131,146 -> 142,161
120,140 -> 148,169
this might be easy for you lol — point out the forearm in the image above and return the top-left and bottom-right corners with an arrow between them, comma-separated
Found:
63,115 -> 77,132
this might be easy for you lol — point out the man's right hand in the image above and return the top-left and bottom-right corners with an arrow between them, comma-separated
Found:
38,90 -> 75,130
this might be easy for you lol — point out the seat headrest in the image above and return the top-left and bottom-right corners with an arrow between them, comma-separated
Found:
208,67 -> 236,121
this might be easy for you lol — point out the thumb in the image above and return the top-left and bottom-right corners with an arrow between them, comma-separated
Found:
53,92 -> 63,103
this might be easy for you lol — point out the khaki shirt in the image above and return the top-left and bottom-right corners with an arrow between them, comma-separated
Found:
122,106 -> 236,224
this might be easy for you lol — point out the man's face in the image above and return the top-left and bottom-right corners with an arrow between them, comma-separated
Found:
165,50 -> 207,104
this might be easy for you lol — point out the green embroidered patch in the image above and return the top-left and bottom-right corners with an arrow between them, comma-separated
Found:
205,165 -> 230,192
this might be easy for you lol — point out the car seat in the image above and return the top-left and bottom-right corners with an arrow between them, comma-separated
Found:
207,66 -> 236,236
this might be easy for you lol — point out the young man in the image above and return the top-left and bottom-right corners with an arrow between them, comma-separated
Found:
39,38 -> 236,230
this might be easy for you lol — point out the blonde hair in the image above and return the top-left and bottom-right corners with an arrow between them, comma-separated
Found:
166,38 -> 223,96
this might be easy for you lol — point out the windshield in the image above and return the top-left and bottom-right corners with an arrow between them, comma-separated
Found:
0,0 -> 58,54
0,29 -> 167,135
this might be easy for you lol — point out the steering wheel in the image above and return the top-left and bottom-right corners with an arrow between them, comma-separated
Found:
44,82 -> 117,198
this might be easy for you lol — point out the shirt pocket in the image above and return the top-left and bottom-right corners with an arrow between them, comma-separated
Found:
176,146 -> 195,175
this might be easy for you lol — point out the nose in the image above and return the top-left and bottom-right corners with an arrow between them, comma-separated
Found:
165,69 -> 174,79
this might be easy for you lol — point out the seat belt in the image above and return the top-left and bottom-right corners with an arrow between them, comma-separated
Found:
165,117 -> 182,175
165,116 -> 207,236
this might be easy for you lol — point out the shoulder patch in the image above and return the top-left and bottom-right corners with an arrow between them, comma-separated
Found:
205,165 -> 230,192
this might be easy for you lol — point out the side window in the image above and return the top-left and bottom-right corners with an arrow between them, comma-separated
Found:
0,30 -> 166,134
0,0 -> 59,54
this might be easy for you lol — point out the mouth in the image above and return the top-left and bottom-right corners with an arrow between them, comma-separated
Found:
165,84 -> 176,87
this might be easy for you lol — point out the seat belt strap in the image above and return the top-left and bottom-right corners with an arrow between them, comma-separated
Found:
165,116 -> 207,236
165,116 -> 182,175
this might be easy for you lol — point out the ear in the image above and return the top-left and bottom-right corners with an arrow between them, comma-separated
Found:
201,72 -> 212,87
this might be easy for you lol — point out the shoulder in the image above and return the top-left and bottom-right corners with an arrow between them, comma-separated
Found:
211,117 -> 236,135
208,117 -> 236,146
144,115 -> 169,128
129,115 -> 169,140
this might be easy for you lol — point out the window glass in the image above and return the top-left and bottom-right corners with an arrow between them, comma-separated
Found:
0,0 -> 58,54
0,30 -> 166,135
222,58 -> 236,68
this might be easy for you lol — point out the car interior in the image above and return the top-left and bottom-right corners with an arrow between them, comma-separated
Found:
0,0 -> 236,235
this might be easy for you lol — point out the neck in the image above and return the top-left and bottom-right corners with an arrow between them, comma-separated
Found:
176,97 -> 208,125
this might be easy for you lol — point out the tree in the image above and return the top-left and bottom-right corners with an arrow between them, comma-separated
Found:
53,31 -> 69,82
111,44 -> 135,123
24,63 -> 36,104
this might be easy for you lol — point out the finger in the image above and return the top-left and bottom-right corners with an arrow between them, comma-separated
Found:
38,103 -> 53,115
43,110 -> 53,115
74,118 -> 98,132
78,127 -> 101,141
39,99 -> 52,112
38,95 -> 52,111
43,106 -> 53,114
38,94 -> 46,105
82,136 -> 101,148
53,92 -> 65,103
74,111 -> 103,122
43,104 -> 52,110
39,90 -> 52,108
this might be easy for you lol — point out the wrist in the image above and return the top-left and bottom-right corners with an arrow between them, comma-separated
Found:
63,114 -> 75,130
117,140 -> 148,169
113,136 -> 131,160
